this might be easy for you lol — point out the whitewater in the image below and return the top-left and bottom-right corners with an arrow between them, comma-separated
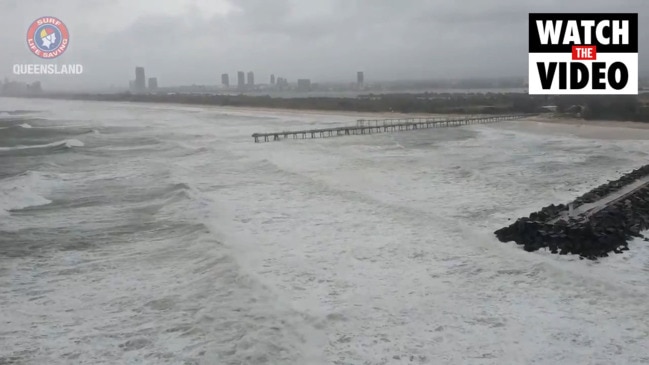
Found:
1,97 -> 649,364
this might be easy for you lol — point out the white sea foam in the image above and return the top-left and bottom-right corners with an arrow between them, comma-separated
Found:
1,97 -> 649,364
0,171 -> 59,216
19,123 -> 32,129
0,138 -> 84,151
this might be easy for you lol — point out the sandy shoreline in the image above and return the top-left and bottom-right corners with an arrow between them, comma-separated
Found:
10,94 -> 649,139
218,106 -> 649,140
510,115 -> 649,140
191,104 -> 649,140
11,95 -> 649,128
187,103 -> 649,131
70,98 -> 463,119
199,104 -> 456,119
525,115 -> 649,130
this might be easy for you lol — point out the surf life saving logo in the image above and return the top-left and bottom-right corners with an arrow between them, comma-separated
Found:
13,16 -> 82,75
528,13 -> 638,95
26,16 -> 69,59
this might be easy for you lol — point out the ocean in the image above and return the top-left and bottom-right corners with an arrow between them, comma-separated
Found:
1,97 -> 649,364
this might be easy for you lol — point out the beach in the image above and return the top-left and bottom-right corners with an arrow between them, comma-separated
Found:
497,115 -> 649,140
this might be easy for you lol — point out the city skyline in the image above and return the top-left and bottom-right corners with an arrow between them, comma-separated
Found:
10,64 -> 649,94
125,66 -> 372,92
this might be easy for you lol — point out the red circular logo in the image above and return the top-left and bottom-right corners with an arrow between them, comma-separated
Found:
26,16 -> 69,59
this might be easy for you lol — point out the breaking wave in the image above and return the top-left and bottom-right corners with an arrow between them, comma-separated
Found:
0,139 -> 84,151
0,171 -> 60,216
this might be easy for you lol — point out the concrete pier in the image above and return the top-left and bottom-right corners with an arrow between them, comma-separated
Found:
251,114 -> 531,143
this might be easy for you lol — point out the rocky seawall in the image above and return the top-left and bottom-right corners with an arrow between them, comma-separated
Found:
495,166 -> 649,259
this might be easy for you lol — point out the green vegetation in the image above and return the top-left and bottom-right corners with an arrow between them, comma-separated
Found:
13,91 -> 649,122
555,95 -> 649,121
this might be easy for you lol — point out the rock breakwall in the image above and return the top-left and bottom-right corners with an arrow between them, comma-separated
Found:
495,166 -> 649,259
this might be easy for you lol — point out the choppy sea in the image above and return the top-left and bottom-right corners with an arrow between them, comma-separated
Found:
1,97 -> 649,365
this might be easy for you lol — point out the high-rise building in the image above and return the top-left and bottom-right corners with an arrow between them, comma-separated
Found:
270,74 -> 275,85
237,71 -> 245,89
134,67 -> 146,92
221,73 -> 229,87
148,77 -> 158,90
276,77 -> 289,90
357,71 -> 364,87
297,79 -> 311,92
247,71 -> 254,86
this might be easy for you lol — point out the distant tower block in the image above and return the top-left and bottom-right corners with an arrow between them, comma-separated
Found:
247,71 -> 254,86
221,73 -> 230,87
148,77 -> 158,90
357,71 -> 364,87
275,77 -> 288,90
135,66 -> 146,92
297,79 -> 311,92
237,71 -> 245,89
270,74 -> 275,85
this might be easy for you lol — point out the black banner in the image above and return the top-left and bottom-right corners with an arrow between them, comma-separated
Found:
529,13 -> 638,53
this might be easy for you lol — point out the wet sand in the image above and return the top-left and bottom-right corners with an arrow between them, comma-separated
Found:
510,115 -> 649,140
209,105 -> 457,119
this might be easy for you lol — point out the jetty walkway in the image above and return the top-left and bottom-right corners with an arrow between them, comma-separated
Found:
251,114 -> 531,143
550,175 -> 649,224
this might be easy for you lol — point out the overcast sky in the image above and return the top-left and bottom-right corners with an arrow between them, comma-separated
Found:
1,0 -> 647,90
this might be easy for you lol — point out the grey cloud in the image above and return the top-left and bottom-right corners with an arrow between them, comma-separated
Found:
0,0 -> 648,90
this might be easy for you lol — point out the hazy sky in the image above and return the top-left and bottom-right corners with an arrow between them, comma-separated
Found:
1,0 -> 647,90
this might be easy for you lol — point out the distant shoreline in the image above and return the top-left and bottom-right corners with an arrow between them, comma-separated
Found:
501,115 -> 649,140
2,91 -> 648,123
0,91 -> 546,116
